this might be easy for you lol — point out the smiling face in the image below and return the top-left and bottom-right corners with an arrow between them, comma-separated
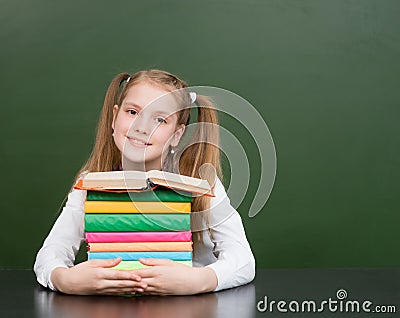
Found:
112,81 -> 185,171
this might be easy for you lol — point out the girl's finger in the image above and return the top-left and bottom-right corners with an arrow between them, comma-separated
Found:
142,290 -> 168,296
102,285 -> 148,295
139,258 -> 173,266
140,283 -> 165,294
133,268 -> 156,278
98,268 -> 142,281
99,279 -> 146,290
140,277 -> 156,284
88,258 -> 122,268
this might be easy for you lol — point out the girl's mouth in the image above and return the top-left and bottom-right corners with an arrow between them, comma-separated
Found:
127,137 -> 152,148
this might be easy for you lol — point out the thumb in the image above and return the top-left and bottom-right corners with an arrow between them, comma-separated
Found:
88,257 -> 122,268
139,258 -> 173,266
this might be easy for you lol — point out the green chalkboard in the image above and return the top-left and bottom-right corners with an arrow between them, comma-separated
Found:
1,0 -> 399,269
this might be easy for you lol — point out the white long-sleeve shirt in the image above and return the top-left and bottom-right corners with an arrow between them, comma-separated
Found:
33,176 -> 255,292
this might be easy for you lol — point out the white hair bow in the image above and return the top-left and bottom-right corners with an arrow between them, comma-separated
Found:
189,92 -> 197,104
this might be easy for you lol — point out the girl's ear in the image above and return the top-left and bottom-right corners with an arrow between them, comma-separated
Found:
171,124 -> 185,147
112,104 -> 119,130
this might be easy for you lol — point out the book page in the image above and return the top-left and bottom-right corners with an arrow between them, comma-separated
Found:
147,170 -> 212,194
82,170 -> 214,194
83,171 -> 148,189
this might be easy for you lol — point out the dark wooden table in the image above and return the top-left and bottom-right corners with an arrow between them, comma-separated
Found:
1,269 -> 399,317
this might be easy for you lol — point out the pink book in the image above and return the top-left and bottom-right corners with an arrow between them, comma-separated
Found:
88,241 -> 192,252
85,231 -> 192,243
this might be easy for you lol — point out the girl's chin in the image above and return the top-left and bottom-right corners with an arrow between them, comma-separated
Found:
123,142 -> 151,150
122,143 -> 153,155
121,154 -> 159,167
122,155 -> 148,163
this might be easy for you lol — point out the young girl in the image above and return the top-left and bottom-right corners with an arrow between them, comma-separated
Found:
34,69 -> 255,295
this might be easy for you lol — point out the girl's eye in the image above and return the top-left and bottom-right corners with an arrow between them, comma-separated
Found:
156,117 -> 167,124
128,109 -> 138,116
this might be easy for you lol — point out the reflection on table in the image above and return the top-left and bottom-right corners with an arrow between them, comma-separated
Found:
34,282 -> 256,318
1,269 -> 399,318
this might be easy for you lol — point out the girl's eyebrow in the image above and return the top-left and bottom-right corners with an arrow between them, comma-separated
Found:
124,102 -> 142,109
125,101 -> 175,117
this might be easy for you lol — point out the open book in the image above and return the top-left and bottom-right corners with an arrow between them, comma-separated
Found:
79,170 -> 215,197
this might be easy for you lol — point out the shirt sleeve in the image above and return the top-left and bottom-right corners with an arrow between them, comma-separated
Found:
205,176 -> 256,291
33,186 -> 86,291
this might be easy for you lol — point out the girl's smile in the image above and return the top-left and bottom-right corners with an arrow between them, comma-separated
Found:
127,136 -> 152,148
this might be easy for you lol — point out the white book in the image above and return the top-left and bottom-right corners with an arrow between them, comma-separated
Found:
82,170 -> 214,196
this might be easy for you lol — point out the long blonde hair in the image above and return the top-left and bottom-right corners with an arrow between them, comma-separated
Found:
72,69 -> 222,221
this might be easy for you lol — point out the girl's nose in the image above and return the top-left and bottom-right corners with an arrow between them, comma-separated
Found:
134,125 -> 147,134
132,114 -> 150,135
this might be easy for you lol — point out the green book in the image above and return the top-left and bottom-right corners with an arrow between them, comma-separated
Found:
86,187 -> 193,202
85,213 -> 190,232
112,260 -> 192,270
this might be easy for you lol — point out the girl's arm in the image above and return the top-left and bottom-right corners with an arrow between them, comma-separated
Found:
33,187 -> 86,290
33,185 -> 145,295
203,176 -> 256,291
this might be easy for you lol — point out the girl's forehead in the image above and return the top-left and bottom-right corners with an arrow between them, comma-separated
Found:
123,83 -> 181,114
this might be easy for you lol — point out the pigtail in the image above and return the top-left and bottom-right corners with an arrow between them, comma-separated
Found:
179,94 -> 222,186
178,95 -> 222,244
74,73 -> 130,180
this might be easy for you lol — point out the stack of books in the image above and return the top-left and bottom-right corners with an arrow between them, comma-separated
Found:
75,170 -> 214,271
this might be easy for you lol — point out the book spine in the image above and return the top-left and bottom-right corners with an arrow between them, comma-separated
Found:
84,201 -> 191,213
112,260 -> 192,270
145,178 -> 156,190
85,231 -> 192,243
87,241 -> 193,252
88,251 -> 193,261
84,213 -> 191,232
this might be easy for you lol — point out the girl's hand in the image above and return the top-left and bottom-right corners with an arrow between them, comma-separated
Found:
134,258 -> 218,295
50,258 -> 147,295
